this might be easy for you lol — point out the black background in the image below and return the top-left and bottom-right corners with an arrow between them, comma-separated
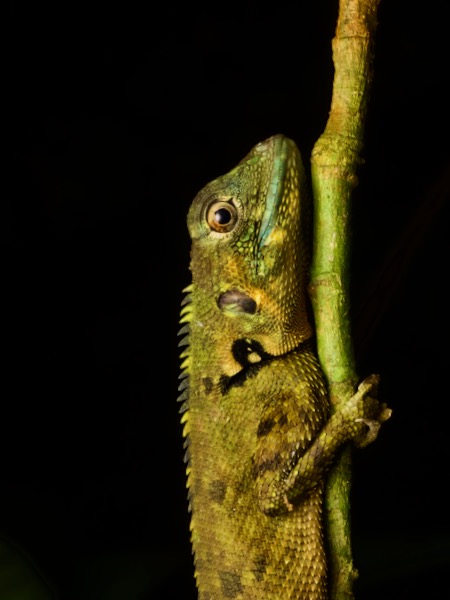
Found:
3,1 -> 449,599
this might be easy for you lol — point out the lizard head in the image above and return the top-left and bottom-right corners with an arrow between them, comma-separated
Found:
187,134 -> 313,375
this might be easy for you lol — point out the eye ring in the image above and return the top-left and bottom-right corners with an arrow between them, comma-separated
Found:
206,200 -> 238,233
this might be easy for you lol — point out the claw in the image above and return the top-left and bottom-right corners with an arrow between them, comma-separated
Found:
354,418 -> 381,447
357,373 -> 380,397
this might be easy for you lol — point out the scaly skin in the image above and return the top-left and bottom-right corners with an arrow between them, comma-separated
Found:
179,135 -> 388,599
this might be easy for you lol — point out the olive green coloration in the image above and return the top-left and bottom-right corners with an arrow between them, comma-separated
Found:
179,135 -> 389,599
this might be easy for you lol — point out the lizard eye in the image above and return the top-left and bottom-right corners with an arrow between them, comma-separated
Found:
206,200 -> 238,233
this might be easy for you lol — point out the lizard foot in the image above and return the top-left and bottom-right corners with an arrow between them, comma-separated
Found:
345,375 -> 392,448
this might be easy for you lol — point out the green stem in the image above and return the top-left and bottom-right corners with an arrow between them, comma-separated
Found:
309,1 -> 381,598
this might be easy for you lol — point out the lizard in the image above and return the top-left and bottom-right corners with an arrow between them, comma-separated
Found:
178,134 -> 390,599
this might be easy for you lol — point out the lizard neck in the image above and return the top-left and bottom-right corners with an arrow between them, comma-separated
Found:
188,282 -> 313,377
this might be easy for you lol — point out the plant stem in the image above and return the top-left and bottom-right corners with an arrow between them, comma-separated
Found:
309,1 -> 381,598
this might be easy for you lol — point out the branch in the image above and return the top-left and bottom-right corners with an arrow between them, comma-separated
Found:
309,1 -> 382,599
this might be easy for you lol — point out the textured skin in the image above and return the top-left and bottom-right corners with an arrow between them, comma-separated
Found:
179,135 -> 388,599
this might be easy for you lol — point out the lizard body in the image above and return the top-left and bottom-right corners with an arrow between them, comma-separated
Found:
179,135 -> 388,599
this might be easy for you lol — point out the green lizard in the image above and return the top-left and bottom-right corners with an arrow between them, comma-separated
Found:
178,134 -> 390,599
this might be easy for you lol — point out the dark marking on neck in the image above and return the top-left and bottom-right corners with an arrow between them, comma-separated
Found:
231,339 -> 270,367
219,338 -> 313,395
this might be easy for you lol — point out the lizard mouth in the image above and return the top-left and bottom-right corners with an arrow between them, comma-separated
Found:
217,289 -> 257,315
